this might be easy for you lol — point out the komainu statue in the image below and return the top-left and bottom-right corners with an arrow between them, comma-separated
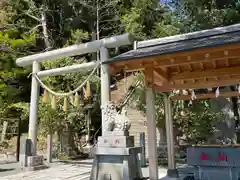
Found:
101,102 -> 131,132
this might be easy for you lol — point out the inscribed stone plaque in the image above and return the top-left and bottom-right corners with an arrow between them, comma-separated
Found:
98,136 -> 134,148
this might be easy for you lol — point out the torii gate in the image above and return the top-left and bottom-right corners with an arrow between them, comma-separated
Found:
15,34 -> 133,167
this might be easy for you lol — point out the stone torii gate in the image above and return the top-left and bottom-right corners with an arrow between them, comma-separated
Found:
104,23 -> 240,180
15,34 -> 133,168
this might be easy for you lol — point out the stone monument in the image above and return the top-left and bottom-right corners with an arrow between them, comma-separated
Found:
90,102 -> 143,180
19,136 -> 46,171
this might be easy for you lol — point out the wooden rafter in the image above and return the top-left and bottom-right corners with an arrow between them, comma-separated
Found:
114,51 -> 240,73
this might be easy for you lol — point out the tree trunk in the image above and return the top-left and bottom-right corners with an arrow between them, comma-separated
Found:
41,6 -> 54,160
41,8 -> 52,51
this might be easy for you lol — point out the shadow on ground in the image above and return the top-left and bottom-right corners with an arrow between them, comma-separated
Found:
57,160 -> 93,166
0,168 -> 15,172
0,161 -> 17,165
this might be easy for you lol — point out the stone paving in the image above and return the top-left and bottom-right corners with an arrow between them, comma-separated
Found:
1,163 -> 92,180
0,158 -> 171,180
1,165 -> 170,180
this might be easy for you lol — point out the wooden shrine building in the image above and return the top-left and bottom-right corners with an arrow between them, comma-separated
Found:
103,23 -> 240,180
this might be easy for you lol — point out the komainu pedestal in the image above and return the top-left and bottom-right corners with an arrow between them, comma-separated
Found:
90,103 -> 143,180
90,132 -> 142,180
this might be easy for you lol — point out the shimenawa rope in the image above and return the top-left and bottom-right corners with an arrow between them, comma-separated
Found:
32,62 -> 100,97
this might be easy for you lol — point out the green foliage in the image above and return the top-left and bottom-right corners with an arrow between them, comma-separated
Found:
121,8 -> 146,39
174,100 -> 222,144
1,0 -> 240,147
0,28 -> 34,122
172,0 -> 240,31
67,29 -> 89,45
132,73 -> 222,144
9,102 -> 29,121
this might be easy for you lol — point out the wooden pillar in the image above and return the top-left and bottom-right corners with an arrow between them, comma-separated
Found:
164,94 -> 178,177
145,69 -> 158,180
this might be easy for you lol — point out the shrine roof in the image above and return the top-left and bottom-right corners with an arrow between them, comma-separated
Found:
107,24 -> 240,64
105,24 -> 240,99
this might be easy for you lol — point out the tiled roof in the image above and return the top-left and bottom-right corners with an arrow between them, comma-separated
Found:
105,24 -> 240,63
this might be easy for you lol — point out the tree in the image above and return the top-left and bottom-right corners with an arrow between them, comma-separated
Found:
170,0 -> 240,143
3,0 -> 240,155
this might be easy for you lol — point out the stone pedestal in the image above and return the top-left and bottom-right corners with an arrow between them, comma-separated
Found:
90,131 -> 143,180
19,137 -> 47,171
19,137 -> 31,167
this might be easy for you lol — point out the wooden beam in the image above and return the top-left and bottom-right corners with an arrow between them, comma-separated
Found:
172,91 -> 239,100
115,49 -> 240,71
114,44 -> 240,69
169,66 -> 240,81
153,68 -> 168,81
154,50 -> 235,67
145,68 -> 172,87
153,76 -> 240,92
143,68 -> 163,86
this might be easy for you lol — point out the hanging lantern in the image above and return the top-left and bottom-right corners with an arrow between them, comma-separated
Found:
43,89 -> 49,104
51,95 -> 57,110
74,92 -> 80,107
85,81 -> 91,99
63,97 -> 69,112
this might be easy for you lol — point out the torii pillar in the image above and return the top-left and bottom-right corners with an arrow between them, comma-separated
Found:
100,46 -> 111,136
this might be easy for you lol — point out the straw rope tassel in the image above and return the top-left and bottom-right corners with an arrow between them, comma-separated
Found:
74,92 -> 80,107
63,97 -> 69,112
215,87 -> 220,98
43,89 -> 49,104
191,90 -> 197,100
51,95 -> 57,110
85,81 -> 91,99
